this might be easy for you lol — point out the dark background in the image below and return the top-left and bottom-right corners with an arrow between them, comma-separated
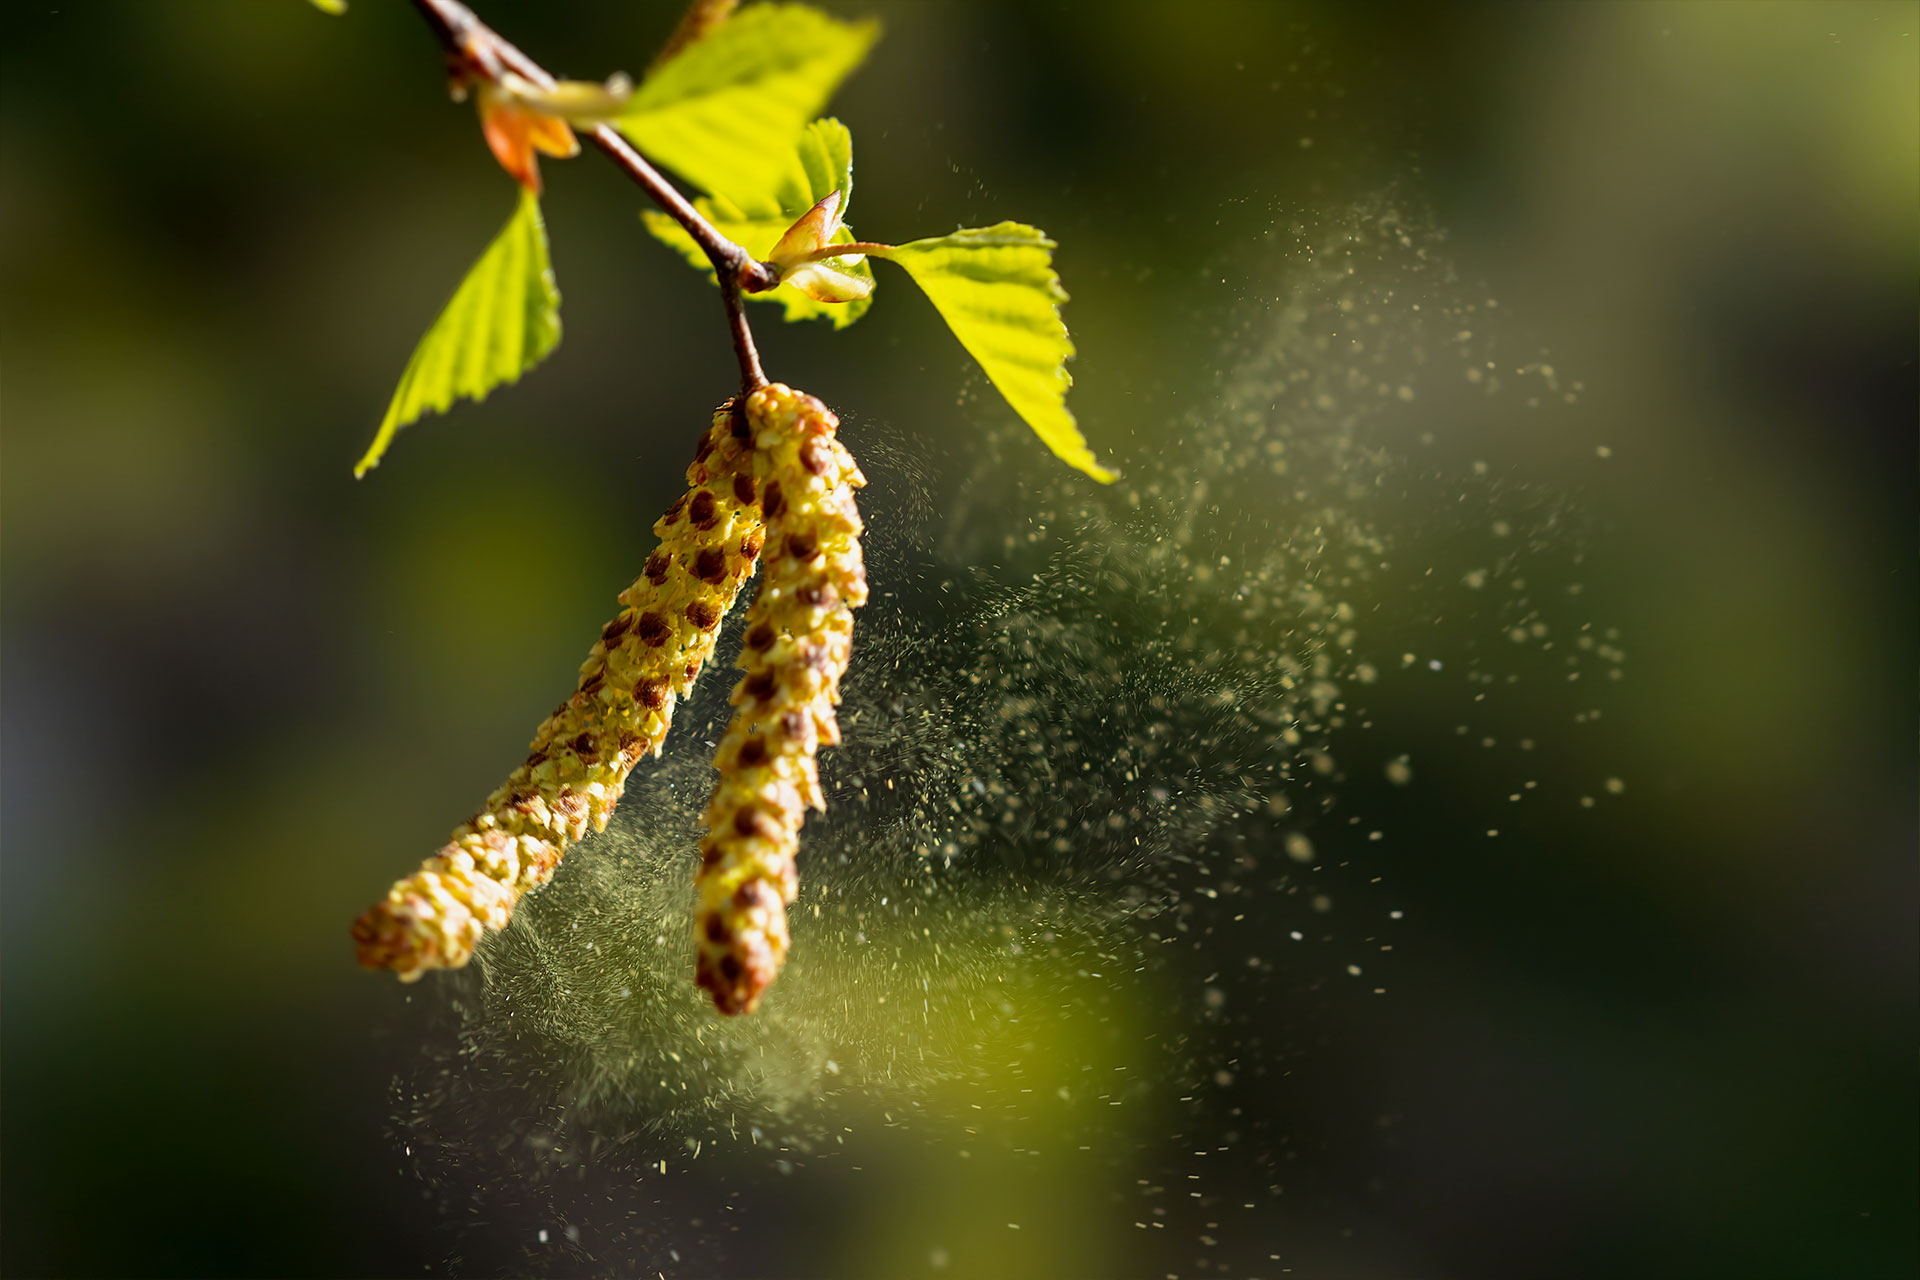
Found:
2,1 -> 1914,1277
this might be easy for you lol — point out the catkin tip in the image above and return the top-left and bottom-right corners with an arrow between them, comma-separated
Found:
355,404 -> 766,981
694,384 -> 865,1015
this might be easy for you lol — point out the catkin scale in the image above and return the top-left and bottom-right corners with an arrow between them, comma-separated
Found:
352,405 -> 765,980
694,384 -> 867,1014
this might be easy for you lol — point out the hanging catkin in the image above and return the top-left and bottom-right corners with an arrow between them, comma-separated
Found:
352,404 -> 765,980
694,383 -> 867,1014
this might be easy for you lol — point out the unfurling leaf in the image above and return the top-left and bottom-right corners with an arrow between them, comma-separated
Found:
501,72 -> 634,124
872,224 -> 1114,482
780,256 -> 872,303
476,81 -> 580,194
617,4 -> 877,208
769,189 -> 845,265
355,190 -> 561,478
472,72 -> 632,193
766,189 -> 871,301
642,117 -> 874,326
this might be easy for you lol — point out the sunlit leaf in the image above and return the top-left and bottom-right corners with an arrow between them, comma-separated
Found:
307,0 -> 346,13
872,223 -> 1114,482
355,190 -> 561,477
640,117 -> 873,327
617,4 -> 877,208
769,114 -> 853,222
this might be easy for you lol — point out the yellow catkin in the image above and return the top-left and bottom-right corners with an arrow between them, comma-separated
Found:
694,383 -> 867,1014
353,404 -> 766,980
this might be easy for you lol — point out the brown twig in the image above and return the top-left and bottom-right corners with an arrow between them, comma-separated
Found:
407,0 -> 775,394
651,0 -> 740,70
718,272 -> 768,389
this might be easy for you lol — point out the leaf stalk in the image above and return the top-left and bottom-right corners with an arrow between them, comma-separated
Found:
786,240 -> 897,265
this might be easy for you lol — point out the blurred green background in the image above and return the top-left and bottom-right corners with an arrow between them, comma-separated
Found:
2,1 -> 1914,1276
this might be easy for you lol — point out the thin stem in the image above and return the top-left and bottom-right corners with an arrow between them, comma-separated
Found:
580,123 -> 775,291
787,240 -> 896,265
407,0 -> 777,394
651,0 -> 739,70
719,273 -> 768,392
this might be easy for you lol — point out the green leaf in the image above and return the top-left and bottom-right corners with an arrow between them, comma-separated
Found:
873,223 -> 1114,482
772,114 -> 853,221
640,117 -> 873,328
618,4 -> 878,210
355,189 -> 561,477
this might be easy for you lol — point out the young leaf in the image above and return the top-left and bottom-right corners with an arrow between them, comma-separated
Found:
781,255 -> 873,303
476,82 -> 580,195
768,189 -> 845,266
641,117 -> 874,327
472,73 -> 632,194
873,224 -> 1115,482
503,73 -> 634,124
617,5 -> 878,209
647,209 -> 874,325
772,114 -> 853,223
355,190 -> 561,477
